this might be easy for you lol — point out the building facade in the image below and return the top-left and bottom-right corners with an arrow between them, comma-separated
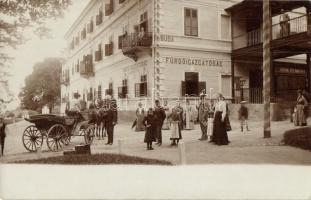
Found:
61,0 -> 238,112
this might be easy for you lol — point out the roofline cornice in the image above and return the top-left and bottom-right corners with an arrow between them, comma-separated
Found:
65,0 -> 99,40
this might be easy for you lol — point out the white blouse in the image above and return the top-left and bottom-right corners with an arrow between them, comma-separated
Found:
215,100 -> 227,120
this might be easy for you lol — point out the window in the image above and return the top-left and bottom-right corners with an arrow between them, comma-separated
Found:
181,72 -> 205,96
96,9 -> 103,25
184,8 -> 198,37
105,41 -> 113,56
95,44 -> 103,61
221,15 -> 230,40
135,75 -> 147,97
118,79 -> 128,99
106,82 -> 113,96
98,85 -> 102,99
87,19 -> 94,33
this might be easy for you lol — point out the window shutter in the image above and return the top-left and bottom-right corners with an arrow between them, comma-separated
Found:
135,83 -> 140,97
199,82 -> 206,95
105,44 -> 110,56
181,81 -> 186,97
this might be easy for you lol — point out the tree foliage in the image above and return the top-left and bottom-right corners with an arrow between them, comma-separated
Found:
19,57 -> 62,111
0,0 -> 71,69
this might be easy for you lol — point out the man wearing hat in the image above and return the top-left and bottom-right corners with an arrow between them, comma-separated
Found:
0,116 -> 7,156
238,101 -> 249,132
104,95 -> 118,145
153,99 -> 166,146
197,94 -> 209,141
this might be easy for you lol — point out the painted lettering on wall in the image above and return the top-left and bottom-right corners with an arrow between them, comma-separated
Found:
164,56 -> 223,67
160,34 -> 174,42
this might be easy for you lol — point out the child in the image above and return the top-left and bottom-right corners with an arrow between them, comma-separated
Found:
142,108 -> 157,150
238,101 -> 250,132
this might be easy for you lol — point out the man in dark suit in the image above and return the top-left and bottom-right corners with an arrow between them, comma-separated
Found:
105,97 -> 118,145
153,100 -> 166,146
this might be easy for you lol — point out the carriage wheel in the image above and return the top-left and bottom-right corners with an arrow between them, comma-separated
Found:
84,125 -> 95,145
46,124 -> 68,152
22,125 -> 43,152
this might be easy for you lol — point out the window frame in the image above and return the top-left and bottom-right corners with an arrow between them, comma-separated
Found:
184,7 -> 199,37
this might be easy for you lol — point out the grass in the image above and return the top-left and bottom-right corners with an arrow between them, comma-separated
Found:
13,153 -> 173,165
283,126 -> 311,151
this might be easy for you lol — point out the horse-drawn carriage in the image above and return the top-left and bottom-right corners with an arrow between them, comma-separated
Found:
22,112 -> 94,152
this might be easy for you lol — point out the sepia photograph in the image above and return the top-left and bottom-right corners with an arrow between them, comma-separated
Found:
0,0 -> 311,199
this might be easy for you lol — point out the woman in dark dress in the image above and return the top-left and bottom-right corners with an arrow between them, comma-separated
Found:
212,93 -> 230,145
142,108 -> 157,150
0,116 -> 7,156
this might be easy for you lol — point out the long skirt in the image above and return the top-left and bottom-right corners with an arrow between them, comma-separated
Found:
144,127 -> 156,143
162,117 -> 170,130
136,114 -> 145,132
185,112 -> 194,130
212,111 -> 229,145
170,121 -> 182,140
207,118 -> 214,136
295,104 -> 306,126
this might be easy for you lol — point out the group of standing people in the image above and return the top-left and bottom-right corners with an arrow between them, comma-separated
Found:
197,93 -> 231,146
135,93 -> 231,150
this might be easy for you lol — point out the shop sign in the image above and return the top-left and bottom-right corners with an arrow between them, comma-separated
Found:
164,56 -> 223,67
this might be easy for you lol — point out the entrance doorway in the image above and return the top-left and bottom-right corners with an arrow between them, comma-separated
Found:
181,72 -> 206,97
249,69 -> 263,103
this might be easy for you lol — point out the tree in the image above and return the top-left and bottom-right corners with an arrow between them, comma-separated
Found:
0,0 -> 71,76
19,57 -> 62,112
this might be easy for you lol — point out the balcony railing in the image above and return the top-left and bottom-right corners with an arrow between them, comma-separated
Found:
233,14 -> 309,50
234,88 -> 263,104
122,32 -> 152,61
233,29 -> 262,50
272,14 -> 308,40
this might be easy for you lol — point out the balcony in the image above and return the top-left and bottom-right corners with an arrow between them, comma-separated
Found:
233,14 -> 310,50
80,55 -> 94,78
122,32 -> 152,61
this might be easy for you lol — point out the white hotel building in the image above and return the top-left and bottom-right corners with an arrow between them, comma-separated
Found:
61,0 -> 238,112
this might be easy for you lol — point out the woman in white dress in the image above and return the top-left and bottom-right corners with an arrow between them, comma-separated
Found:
184,100 -> 194,130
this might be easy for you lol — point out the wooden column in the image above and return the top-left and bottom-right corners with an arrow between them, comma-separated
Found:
308,53 -> 311,95
231,58 -> 235,103
307,3 -> 311,35
263,0 -> 271,138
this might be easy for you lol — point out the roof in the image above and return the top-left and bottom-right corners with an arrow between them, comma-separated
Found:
64,0 -> 98,39
226,0 -> 311,16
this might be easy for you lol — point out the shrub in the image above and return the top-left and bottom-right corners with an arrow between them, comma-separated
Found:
283,127 -> 311,150
13,153 -> 173,165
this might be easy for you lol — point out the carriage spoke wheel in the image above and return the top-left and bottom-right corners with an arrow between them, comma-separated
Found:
46,124 -> 68,152
22,125 -> 43,152
84,125 -> 95,145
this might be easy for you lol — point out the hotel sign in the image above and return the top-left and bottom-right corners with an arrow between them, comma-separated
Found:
164,56 -> 223,67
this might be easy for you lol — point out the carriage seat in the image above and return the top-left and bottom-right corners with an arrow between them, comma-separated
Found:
64,117 -> 76,126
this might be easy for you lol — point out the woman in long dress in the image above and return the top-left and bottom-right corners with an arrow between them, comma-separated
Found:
212,93 -> 230,145
162,100 -> 171,130
135,102 -> 145,132
184,100 -> 194,130
168,104 -> 183,146
295,90 -> 308,126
